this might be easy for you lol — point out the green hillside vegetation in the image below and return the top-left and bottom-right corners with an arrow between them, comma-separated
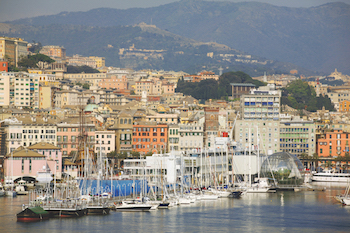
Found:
176,71 -> 265,100
11,54 -> 55,71
7,1 -> 350,75
66,65 -> 100,73
281,80 -> 334,112
0,23 -> 317,77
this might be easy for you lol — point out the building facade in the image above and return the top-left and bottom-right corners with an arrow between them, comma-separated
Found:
0,37 -> 28,67
95,131 -> 116,155
317,130 -> 350,158
132,122 -> 168,155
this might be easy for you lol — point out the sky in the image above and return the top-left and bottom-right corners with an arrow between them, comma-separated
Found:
0,0 -> 349,22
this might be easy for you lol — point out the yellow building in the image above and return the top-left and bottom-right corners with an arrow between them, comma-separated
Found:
339,100 -> 350,112
89,56 -> 105,68
40,45 -> 66,59
39,86 -> 53,109
0,37 -> 28,67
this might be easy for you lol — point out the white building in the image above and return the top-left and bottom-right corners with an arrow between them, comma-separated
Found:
0,72 -> 39,109
178,123 -> 204,153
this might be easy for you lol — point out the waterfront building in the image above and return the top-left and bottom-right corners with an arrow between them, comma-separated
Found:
123,152 -> 196,185
279,120 -> 316,157
317,129 -> 350,158
132,122 -> 168,155
235,120 -> 280,155
4,147 -> 47,182
27,142 -> 62,179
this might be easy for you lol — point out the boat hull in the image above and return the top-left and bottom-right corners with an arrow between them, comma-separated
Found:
17,207 -> 49,222
87,207 -> 110,215
45,208 -> 87,217
115,205 -> 152,212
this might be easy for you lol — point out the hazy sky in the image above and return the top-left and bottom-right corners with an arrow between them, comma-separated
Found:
0,0 -> 349,22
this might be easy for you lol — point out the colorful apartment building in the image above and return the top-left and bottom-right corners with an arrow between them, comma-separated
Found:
0,61 -> 8,72
57,118 -> 95,157
339,100 -> 350,112
40,45 -> 66,59
0,72 -> 39,109
317,129 -> 350,158
95,131 -> 116,155
132,122 -> 168,155
98,75 -> 128,90
28,142 -> 62,179
0,37 -> 28,67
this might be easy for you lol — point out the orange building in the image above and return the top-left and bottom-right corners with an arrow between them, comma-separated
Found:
132,122 -> 168,155
99,75 -> 128,90
317,130 -> 350,158
0,61 -> 8,72
339,100 -> 350,112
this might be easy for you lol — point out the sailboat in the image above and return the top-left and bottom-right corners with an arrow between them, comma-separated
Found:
246,128 -> 276,193
334,182 -> 350,205
6,152 -> 17,197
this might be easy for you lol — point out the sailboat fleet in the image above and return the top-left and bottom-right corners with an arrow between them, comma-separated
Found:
13,124 -> 349,222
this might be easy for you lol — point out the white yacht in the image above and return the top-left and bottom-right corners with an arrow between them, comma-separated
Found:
312,170 -> 350,182
114,200 -> 152,212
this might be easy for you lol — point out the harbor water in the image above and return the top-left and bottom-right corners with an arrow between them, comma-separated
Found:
1,183 -> 350,233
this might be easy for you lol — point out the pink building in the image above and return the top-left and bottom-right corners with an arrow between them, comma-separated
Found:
95,131 -> 116,155
162,83 -> 175,94
4,142 -> 63,182
99,75 -> 128,90
28,142 -> 62,179
4,147 -> 48,182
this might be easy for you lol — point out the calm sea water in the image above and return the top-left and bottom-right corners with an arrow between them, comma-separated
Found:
1,183 -> 350,233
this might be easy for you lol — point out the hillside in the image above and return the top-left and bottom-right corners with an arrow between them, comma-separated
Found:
5,1 -> 350,75
0,22 -> 313,76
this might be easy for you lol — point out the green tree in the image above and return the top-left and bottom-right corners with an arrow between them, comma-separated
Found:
82,83 -> 90,89
17,54 -> 55,69
281,79 -> 334,112
66,65 -> 100,73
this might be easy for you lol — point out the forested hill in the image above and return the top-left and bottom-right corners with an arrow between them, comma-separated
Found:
0,23 -> 313,76
5,1 -> 350,75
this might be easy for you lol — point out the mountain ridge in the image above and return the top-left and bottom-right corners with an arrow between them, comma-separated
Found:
2,1 -> 350,74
